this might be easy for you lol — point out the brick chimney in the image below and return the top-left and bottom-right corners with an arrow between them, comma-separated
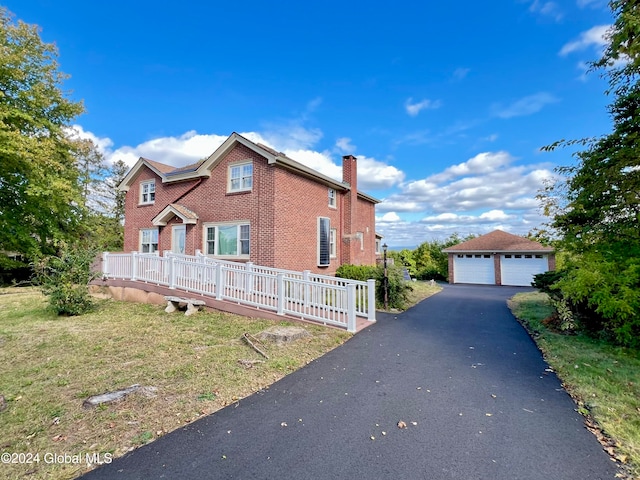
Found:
342,155 -> 358,264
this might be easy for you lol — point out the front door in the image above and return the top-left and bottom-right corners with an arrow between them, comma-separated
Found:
172,225 -> 186,254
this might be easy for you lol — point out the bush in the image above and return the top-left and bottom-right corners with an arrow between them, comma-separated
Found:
336,264 -> 413,310
34,243 -> 100,316
532,256 -> 640,348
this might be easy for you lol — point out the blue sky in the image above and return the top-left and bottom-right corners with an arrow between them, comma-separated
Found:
9,0 -> 614,247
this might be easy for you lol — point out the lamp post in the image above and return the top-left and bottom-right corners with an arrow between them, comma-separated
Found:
382,243 -> 388,310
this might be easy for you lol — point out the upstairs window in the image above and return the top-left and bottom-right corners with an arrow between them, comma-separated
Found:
228,162 -> 253,192
140,180 -> 155,204
328,188 -> 336,208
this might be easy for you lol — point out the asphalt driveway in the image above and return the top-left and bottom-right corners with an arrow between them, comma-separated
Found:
81,284 -> 618,479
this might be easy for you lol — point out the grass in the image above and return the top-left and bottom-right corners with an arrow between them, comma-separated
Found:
0,287 -> 350,480
509,291 -> 640,479
404,280 -> 442,307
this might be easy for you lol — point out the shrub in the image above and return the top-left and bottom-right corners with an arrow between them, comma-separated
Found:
34,243 -> 100,316
336,264 -> 412,310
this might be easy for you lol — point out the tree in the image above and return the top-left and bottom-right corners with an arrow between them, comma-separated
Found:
0,8 -> 84,265
540,1 -> 640,346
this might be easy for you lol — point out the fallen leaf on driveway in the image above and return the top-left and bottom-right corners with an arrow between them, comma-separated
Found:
397,421 -> 407,429
280,422 -> 287,427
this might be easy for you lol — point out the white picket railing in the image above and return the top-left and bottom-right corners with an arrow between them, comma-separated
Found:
102,251 -> 376,332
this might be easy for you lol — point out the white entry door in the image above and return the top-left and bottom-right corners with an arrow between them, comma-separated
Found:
172,225 -> 186,254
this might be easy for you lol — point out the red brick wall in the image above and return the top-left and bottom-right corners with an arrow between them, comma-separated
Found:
272,167 -> 342,274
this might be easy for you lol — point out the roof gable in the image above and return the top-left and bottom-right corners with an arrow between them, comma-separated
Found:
152,203 -> 199,226
443,230 -> 553,253
117,132 -> 379,204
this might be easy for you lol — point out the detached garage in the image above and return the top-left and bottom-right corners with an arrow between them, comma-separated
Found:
444,230 -> 555,286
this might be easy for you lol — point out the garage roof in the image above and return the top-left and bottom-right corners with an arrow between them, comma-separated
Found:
443,230 -> 553,253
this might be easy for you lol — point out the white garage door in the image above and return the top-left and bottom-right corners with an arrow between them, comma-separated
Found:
501,254 -> 548,286
453,254 -> 495,284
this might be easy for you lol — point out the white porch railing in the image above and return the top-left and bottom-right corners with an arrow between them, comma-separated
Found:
101,251 -> 376,332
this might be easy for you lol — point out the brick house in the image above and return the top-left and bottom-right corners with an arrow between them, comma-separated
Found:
118,132 -> 380,274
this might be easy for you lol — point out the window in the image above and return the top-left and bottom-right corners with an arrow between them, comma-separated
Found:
140,228 -> 158,253
535,254 -> 543,259
204,223 -> 250,257
140,180 -> 155,204
375,239 -> 381,254
318,217 -> 330,266
228,162 -> 253,192
328,188 -> 336,208
330,228 -> 337,258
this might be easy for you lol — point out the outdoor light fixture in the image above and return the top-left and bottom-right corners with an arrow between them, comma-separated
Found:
382,243 -> 388,310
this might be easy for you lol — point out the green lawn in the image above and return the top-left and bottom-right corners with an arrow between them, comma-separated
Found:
509,291 -> 640,479
0,287 -> 350,480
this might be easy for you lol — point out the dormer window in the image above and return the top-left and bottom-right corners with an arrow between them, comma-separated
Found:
328,188 -> 336,208
228,161 -> 253,193
140,180 -> 155,205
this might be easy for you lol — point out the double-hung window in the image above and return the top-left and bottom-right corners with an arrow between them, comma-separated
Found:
330,228 -> 337,258
140,228 -> 159,253
318,217 -> 331,266
205,223 -> 250,257
140,180 -> 155,204
328,188 -> 336,208
228,162 -> 253,192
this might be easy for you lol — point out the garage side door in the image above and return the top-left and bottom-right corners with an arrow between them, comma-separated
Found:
501,254 -> 548,286
453,254 -> 495,284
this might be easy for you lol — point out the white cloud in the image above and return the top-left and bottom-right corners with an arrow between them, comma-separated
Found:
493,92 -> 559,119
559,25 -> 610,56
405,98 -> 442,117
429,151 -> 514,183
379,212 -> 401,222
452,67 -> 470,81
528,0 -> 563,21
356,156 -> 405,190
335,137 -> 356,154
576,0 -> 606,8
67,125 -> 114,152
375,150 -> 554,243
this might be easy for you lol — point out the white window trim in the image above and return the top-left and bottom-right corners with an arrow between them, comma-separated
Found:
203,221 -> 250,258
227,161 -> 253,193
140,228 -> 159,253
139,180 -> 155,205
330,228 -> 337,258
328,188 -> 337,208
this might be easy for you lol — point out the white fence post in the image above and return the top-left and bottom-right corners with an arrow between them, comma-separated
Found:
303,270 -> 310,310
347,284 -> 357,333
131,251 -> 138,281
215,264 -> 224,300
102,252 -> 109,278
169,256 -> 176,289
277,273 -> 285,315
367,279 -> 376,321
245,262 -> 254,294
